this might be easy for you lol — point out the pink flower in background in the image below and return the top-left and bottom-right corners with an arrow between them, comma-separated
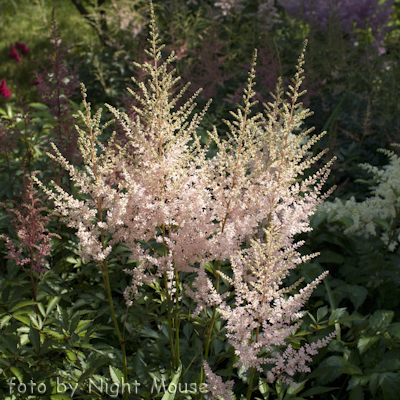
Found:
8,44 -> 21,62
0,78 -> 12,98
15,41 -> 30,56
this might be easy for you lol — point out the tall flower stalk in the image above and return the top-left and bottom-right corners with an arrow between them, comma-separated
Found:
34,1 -> 337,398
1,172 -> 60,304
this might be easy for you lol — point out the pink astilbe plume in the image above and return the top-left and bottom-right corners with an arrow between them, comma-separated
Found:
180,26 -> 236,101
15,41 -> 30,56
203,360 -> 234,400
8,44 -> 21,62
0,172 -> 60,301
34,3 -> 337,391
32,7 -> 82,172
0,78 -> 12,99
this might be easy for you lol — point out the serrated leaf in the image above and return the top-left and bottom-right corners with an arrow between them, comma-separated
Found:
75,319 -> 92,334
109,365 -> 124,385
329,308 -> 347,324
287,380 -> 307,395
337,284 -> 368,310
78,357 -> 108,383
46,297 -> 60,316
370,372 -> 400,400
369,310 -> 394,333
29,325 -> 40,352
317,306 -> 328,322
348,375 -> 369,391
29,313 -> 43,330
37,302 -> 46,317
358,336 -> 380,354
387,323 -> 400,340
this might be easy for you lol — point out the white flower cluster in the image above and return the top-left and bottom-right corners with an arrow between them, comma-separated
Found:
317,144 -> 400,252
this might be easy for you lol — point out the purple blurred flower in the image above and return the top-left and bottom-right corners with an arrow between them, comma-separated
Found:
279,0 -> 394,43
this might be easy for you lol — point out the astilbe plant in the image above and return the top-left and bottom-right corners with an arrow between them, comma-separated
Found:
317,143 -> 400,253
0,172 -> 60,303
33,7 -> 82,171
34,2 -> 337,398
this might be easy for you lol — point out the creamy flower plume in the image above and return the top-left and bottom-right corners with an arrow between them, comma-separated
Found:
33,2 -> 336,392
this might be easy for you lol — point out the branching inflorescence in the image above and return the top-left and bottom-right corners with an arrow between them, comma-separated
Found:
33,1 -> 337,398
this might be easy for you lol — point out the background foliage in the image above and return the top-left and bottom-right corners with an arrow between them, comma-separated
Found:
1,0 -> 400,399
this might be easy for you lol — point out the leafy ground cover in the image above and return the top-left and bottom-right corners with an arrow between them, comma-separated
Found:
1,1 -> 400,399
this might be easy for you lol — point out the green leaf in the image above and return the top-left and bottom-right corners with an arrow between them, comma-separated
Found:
318,250 -> 344,264
29,324 -> 40,352
78,356 -> 108,383
358,336 -> 380,354
369,310 -> 394,333
317,306 -> 328,322
370,372 -> 400,400
46,297 -> 61,316
109,365 -> 124,385
301,386 -> 339,396
372,218 -> 390,229
349,385 -> 364,400
387,323 -> 400,340
37,302 -> 46,317
75,320 -> 92,334
29,313 -> 43,330
12,312 -> 30,326
348,375 -> 370,391
29,102 -> 49,110
337,284 -> 368,310
10,366 -> 23,384
161,363 -> 182,400
259,379 -> 270,399
51,395 -> 72,400
0,315 -> 12,328
310,356 -> 362,384
9,300 -> 37,313
329,308 -> 347,324
286,380 -> 307,395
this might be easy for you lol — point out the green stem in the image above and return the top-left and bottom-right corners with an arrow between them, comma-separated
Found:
175,270 -> 180,366
164,272 -> 176,369
102,260 -> 128,400
324,278 -> 341,341
246,367 -> 256,400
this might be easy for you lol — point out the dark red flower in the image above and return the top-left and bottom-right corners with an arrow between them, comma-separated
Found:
0,78 -> 12,99
8,44 -> 21,62
15,42 -> 30,56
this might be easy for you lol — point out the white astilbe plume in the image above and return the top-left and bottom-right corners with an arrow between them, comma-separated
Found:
317,143 -> 400,251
